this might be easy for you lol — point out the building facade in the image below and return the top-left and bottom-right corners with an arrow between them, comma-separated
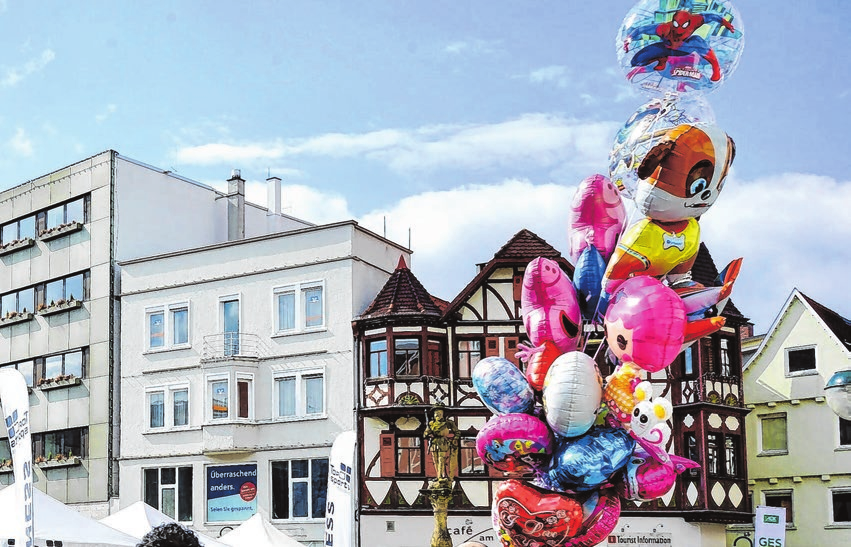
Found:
118,220 -> 408,545
732,290 -> 851,546
0,152 -> 309,517
354,233 -> 751,547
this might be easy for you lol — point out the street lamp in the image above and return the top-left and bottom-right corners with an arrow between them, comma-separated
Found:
825,370 -> 851,420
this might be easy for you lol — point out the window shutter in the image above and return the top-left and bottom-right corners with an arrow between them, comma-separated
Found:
503,337 -> 520,366
380,433 -> 396,478
513,274 -> 523,302
485,336 -> 500,358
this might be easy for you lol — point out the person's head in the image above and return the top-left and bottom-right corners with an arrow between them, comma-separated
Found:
457,542 -> 487,547
137,522 -> 203,547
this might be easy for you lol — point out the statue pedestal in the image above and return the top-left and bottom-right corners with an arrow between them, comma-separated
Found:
422,478 -> 454,547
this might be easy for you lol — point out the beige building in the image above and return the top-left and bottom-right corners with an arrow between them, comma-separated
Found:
0,152 -> 308,517
732,289 -> 851,546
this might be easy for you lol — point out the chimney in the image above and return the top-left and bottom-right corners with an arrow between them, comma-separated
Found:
266,176 -> 282,215
227,169 -> 245,241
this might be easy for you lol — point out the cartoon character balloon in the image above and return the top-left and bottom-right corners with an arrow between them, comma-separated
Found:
604,276 -> 686,372
477,413 -> 555,473
617,0 -> 745,95
568,174 -> 626,263
609,93 -> 714,198
519,257 -> 582,357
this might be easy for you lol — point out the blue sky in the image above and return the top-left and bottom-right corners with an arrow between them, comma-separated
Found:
0,1 -> 849,332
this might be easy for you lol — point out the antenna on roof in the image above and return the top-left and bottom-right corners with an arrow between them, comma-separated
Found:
408,227 -> 411,250
383,216 -> 387,238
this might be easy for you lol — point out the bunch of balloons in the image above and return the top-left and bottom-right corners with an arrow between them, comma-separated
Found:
473,1 -> 746,545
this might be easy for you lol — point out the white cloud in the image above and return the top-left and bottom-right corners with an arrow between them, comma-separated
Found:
95,104 -> 118,123
528,65 -> 570,88
348,171 -> 851,334
8,128 -> 33,156
1,49 -> 55,87
357,178 -> 576,299
444,39 -> 500,56
173,115 -> 618,175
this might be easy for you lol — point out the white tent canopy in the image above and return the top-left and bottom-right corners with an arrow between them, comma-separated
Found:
100,501 -> 229,547
220,513 -> 307,547
0,487 -> 139,547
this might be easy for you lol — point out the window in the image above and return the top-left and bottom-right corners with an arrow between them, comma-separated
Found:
394,338 -> 421,377
33,427 -> 88,459
5,349 -> 87,387
760,414 -> 788,454
35,272 -> 87,307
274,281 -> 325,333
841,418 -> 851,447
459,436 -> 485,475
457,339 -> 483,379
706,433 -> 719,475
1,287 -> 35,316
271,458 -> 329,520
396,436 -> 422,475
787,347 -> 816,374
683,432 -> 699,476
237,375 -> 252,419
1,214 -> 36,245
146,303 -> 191,351
683,345 -> 695,376
2,361 -> 35,388
144,467 -> 193,522
368,339 -> 388,378
832,489 -> 851,524
719,337 -> 732,376
763,491 -> 793,526
36,196 -> 88,233
210,378 -> 229,420
221,297 -> 240,356
275,369 -> 325,419
147,385 -> 190,430
724,436 -> 739,476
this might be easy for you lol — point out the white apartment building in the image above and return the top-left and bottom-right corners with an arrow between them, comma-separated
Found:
0,151 -> 310,517
732,289 -> 851,546
118,219 -> 408,545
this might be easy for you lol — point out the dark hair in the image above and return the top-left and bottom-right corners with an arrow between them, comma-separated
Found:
136,523 -> 203,547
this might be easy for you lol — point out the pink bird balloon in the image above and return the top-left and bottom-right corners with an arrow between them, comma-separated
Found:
518,257 -> 582,359
569,174 -> 627,264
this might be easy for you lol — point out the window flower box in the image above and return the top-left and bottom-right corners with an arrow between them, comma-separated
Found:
0,237 -> 35,257
37,221 -> 83,242
0,311 -> 34,328
36,456 -> 81,470
38,374 -> 82,391
37,299 -> 82,317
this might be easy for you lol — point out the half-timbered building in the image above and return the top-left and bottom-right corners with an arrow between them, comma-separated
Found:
353,231 -> 751,546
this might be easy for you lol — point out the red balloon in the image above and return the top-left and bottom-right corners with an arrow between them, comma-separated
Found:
493,480 -> 584,546
525,340 -> 561,392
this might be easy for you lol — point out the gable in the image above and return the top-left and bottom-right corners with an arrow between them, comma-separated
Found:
744,293 -> 851,404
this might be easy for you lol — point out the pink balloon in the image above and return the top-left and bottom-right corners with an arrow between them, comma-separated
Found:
569,174 -> 626,263
620,446 -> 700,502
604,276 -> 686,372
521,257 -> 581,354
564,489 -> 621,547
476,413 -> 555,474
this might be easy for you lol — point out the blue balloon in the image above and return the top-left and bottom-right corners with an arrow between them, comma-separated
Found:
544,427 -> 635,492
573,245 -> 607,321
472,356 -> 535,415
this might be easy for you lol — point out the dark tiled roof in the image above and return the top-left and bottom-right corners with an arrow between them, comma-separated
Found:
489,228 -> 564,262
692,242 -> 746,320
357,256 -> 443,321
799,292 -> 851,350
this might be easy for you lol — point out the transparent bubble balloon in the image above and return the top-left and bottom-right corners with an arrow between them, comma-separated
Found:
609,92 -> 714,199
617,0 -> 745,95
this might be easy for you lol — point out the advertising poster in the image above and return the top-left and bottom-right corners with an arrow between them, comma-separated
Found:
325,431 -> 356,547
0,368 -> 35,547
755,505 -> 786,547
207,464 -> 258,522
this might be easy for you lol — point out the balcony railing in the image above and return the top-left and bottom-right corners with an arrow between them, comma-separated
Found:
677,372 -> 744,407
201,332 -> 270,361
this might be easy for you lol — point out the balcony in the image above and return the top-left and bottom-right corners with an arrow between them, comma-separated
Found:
0,237 -> 34,257
38,221 -> 83,242
678,372 -> 744,407
201,332 -> 270,362
363,376 -> 450,408
0,312 -> 34,329
202,422 -> 260,454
